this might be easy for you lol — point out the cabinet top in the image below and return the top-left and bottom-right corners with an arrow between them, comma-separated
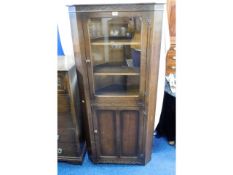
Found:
68,2 -> 165,13
66,0 -> 166,6
57,56 -> 75,71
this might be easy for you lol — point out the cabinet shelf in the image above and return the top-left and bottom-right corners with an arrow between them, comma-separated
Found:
91,36 -> 133,40
95,84 -> 139,97
94,64 -> 139,76
91,38 -> 140,46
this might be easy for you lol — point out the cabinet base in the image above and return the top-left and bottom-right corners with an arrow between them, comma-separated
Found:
58,142 -> 86,164
89,156 -> 147,165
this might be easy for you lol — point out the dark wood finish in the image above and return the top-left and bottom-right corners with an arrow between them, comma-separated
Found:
69,10 -> 98,162
121,110 -> 139,156
57,60 -> 86,164
68,3 -> 165,165
92,106 -> 144,164
97,110 -> 116,156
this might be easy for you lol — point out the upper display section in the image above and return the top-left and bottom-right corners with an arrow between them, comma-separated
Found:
88,17 -> 142,97
89,17 -> 141,45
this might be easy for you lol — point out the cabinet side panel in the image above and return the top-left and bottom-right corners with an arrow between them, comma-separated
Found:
144,6 -> 164,164
69,8 -> 97,159
77,72 -> 90,147
120,110 -> 139,156
97,110 -> 116,156
68,67 -> 82,137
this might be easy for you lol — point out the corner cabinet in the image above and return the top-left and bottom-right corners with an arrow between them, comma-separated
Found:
69,3 -> 165,165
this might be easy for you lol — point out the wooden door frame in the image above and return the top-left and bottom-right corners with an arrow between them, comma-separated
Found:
80,11 -> 150,105
91,106 -> 145,163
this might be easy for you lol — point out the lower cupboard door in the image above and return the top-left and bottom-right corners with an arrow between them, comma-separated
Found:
93,107 -> 144,162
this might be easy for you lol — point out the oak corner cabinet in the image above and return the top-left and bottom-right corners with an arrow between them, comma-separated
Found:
57,56 -> 86,164
68,3 -> 165,165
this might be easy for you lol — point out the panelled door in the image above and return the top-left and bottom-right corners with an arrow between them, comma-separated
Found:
81,11 -> 151,163
92,106 -> 145,163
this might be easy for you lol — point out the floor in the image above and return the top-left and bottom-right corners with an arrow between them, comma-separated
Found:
58,137 -> 176,175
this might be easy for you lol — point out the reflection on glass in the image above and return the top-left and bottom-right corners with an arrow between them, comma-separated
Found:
88,17 -> 142,96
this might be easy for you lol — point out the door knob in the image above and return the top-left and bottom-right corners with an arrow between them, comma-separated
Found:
58,148 -> 62,154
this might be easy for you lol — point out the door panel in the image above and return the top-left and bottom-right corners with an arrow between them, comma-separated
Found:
93,107 -> 144,161
96,110 -> 116,156
120,110 -> 139,156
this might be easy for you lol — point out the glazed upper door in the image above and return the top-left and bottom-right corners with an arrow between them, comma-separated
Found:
81,12 -> 149,103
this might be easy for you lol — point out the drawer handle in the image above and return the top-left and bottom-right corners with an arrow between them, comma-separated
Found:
57,135 -> 60,140
94,129 -> 98,134
86,59 -> 91,63
172,56 -> 176,60
169,66 -> 176,70
81,100 -> 85,103
58,148 -> 62,154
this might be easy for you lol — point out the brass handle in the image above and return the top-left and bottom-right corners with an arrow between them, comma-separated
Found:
170,66 -> 176,70
58,148 -> 62,154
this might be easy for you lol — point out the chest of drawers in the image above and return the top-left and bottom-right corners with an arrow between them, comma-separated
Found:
166,45 -> 176,75
57,57 -> 86,164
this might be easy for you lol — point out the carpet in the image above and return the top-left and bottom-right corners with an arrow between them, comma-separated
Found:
58,137 -> 175,175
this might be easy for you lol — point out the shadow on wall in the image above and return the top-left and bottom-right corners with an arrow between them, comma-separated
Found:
57,28 -> 64,56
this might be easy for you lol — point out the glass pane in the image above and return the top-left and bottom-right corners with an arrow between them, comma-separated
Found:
88,17 -> 142,96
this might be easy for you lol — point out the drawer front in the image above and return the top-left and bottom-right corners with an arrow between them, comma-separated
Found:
58,72 -> 68,94
166,66 -> 176,75
58,113 -> 74,129
166,45 -> 176,59
58,94 -> 70,113
167,57 -> 176,67
167,48 -> 176,56
166,46 -> 176,75
58,128 -> 76,143
57,142 -> 78,157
